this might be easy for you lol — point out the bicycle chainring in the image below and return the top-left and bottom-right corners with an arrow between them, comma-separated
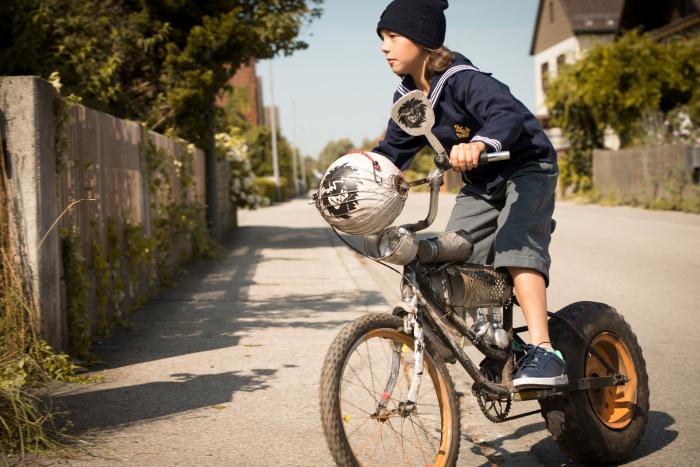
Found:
473,360 -> 512,422
475,388 -> 512,423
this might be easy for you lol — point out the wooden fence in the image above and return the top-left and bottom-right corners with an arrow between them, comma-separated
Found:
0,76 -> 236,352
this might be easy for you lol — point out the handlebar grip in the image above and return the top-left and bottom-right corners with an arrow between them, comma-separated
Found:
479,150 -> 511,163
435,150 -> 511,171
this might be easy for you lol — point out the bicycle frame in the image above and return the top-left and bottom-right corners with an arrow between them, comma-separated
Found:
377,158 -> 629,415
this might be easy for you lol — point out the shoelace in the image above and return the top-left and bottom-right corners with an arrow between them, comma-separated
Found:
514,344 -> 554,372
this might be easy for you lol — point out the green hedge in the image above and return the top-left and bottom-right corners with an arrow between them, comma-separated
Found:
253,176 -> 290,203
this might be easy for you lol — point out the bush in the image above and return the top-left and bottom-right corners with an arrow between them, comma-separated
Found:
253,177 -> 286,203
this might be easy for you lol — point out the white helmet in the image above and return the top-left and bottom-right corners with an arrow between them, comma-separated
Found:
313,151 -> 408,235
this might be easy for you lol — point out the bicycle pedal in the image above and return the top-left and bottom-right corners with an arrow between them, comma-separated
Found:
512,387 -> 564,401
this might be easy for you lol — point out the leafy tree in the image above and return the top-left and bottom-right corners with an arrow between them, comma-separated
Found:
317,138 -> 354,171
0,0 -> 321,147
245,125 -> 299,196
0,0 -> 323,225
546,30 -> 700,191
0,0 -> 323,146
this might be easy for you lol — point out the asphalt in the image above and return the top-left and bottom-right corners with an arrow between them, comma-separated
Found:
26,193 -> 700,466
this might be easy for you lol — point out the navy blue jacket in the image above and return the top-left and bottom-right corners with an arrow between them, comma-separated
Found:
372,52 -> 557,193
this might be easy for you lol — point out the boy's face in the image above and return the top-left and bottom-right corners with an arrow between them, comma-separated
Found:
379,29 -> 426,76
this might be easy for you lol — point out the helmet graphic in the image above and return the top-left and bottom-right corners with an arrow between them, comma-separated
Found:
313,151 -> 408,235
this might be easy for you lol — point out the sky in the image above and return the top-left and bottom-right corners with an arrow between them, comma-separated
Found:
256,0 -> 540,159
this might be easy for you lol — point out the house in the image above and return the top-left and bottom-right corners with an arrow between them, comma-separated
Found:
619,0 -> 700,38
530,0 -> 624,150
218,59 -> 265,128
529,0 -> 700,151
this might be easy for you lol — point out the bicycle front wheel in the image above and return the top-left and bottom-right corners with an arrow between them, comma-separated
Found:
319,313 -> 460,467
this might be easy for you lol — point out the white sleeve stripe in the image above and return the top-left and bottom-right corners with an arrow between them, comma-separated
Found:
476,136 -> 502,151
472,135 -> 502,152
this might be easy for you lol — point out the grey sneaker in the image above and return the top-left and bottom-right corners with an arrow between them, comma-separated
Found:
512,344 -> 569,389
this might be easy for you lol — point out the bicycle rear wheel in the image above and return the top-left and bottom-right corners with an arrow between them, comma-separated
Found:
319,313 -> 460,466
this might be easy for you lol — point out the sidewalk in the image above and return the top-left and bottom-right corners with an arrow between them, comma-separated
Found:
49,198 -> 389,465
44,196 -> 505,466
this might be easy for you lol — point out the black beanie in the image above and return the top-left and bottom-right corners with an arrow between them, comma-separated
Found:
376,0 -> 449,49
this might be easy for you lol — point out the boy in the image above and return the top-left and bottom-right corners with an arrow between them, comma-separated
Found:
372,0 -> 567,388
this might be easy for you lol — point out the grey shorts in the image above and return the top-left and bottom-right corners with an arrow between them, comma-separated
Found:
445,159 -> 558,288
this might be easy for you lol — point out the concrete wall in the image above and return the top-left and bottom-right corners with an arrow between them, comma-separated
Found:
0,76 -> 63,348
593,144 -> 699,206
0,76 -> 236,352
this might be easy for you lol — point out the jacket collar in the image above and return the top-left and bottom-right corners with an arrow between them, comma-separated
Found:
395,52 -> 484,107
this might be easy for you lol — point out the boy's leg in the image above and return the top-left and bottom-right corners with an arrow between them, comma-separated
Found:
507,266 -> 551,348
445,189 -> 504,264
491,159 -> 566,388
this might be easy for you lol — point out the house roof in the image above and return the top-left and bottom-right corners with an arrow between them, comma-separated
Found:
530,0 -> 625,55
619,0 -> 700,35
563,0 -> 625,32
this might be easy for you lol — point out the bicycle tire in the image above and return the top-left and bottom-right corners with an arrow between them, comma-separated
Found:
319,313 -> 461,466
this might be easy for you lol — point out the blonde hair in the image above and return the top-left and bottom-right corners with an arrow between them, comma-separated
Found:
424,46 -> 455,80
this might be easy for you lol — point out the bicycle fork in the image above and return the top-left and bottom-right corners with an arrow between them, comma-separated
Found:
372,306 -> 425,420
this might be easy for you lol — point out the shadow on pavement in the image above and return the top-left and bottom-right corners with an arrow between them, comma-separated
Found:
465,410 -> 677,466
55,369 -> 276,434
82,224 -> 384,369
49,220 -> 387,441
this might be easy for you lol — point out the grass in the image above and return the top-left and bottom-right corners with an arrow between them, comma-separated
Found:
0,136 -> 95,463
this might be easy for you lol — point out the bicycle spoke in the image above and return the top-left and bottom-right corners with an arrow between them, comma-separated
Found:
410,413 -> 442,452
365,423 -> 383,467
353,346 -> 384,398
366,340 -> 378,402
345,362 -> 380,404
380,422 -> 389,467
400,417 -> 409,467
386,419 -> 409,467
340,396 -> 374,417
332,329 -> 449,467
386,417 -> 426,466
407,413 -> 430,464
341,375 -> 381,400
346,415 -> 373,440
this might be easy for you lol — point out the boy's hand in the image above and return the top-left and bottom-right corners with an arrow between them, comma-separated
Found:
450,141 -> 487,172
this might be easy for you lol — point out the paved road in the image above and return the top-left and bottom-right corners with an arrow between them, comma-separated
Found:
41,193 -> 698,466
364,192 -> 700,466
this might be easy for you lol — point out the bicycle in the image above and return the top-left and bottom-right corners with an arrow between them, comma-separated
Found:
315,90 -> 649,466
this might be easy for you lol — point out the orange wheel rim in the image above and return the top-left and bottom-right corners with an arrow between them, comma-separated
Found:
585,332 -> 638,429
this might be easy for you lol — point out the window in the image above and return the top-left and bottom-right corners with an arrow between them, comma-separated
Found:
541,62 -> 550,94
556,54 -> 566,70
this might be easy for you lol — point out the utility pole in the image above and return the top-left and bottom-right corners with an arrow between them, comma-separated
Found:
299,126 -> 307,193
291,101 -> 299,196
269,61 -> 281,202
299,149 -> 307,193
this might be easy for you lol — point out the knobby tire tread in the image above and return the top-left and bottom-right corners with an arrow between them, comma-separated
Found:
319,313 -> 461,466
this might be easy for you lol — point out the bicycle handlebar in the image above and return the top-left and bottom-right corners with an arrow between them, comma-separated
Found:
434,150 -> 511,172
404,150 -> 510,233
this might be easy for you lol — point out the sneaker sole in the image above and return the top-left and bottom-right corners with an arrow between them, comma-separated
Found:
513,374 -> 569,389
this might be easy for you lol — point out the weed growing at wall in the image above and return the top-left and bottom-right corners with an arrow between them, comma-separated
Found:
90,220 -> 111,337
105,218 -> 127,325
1,135 -> 97,459
48,72 -> 82,175
59,225 -> 95,364
123,219 -> 157,307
